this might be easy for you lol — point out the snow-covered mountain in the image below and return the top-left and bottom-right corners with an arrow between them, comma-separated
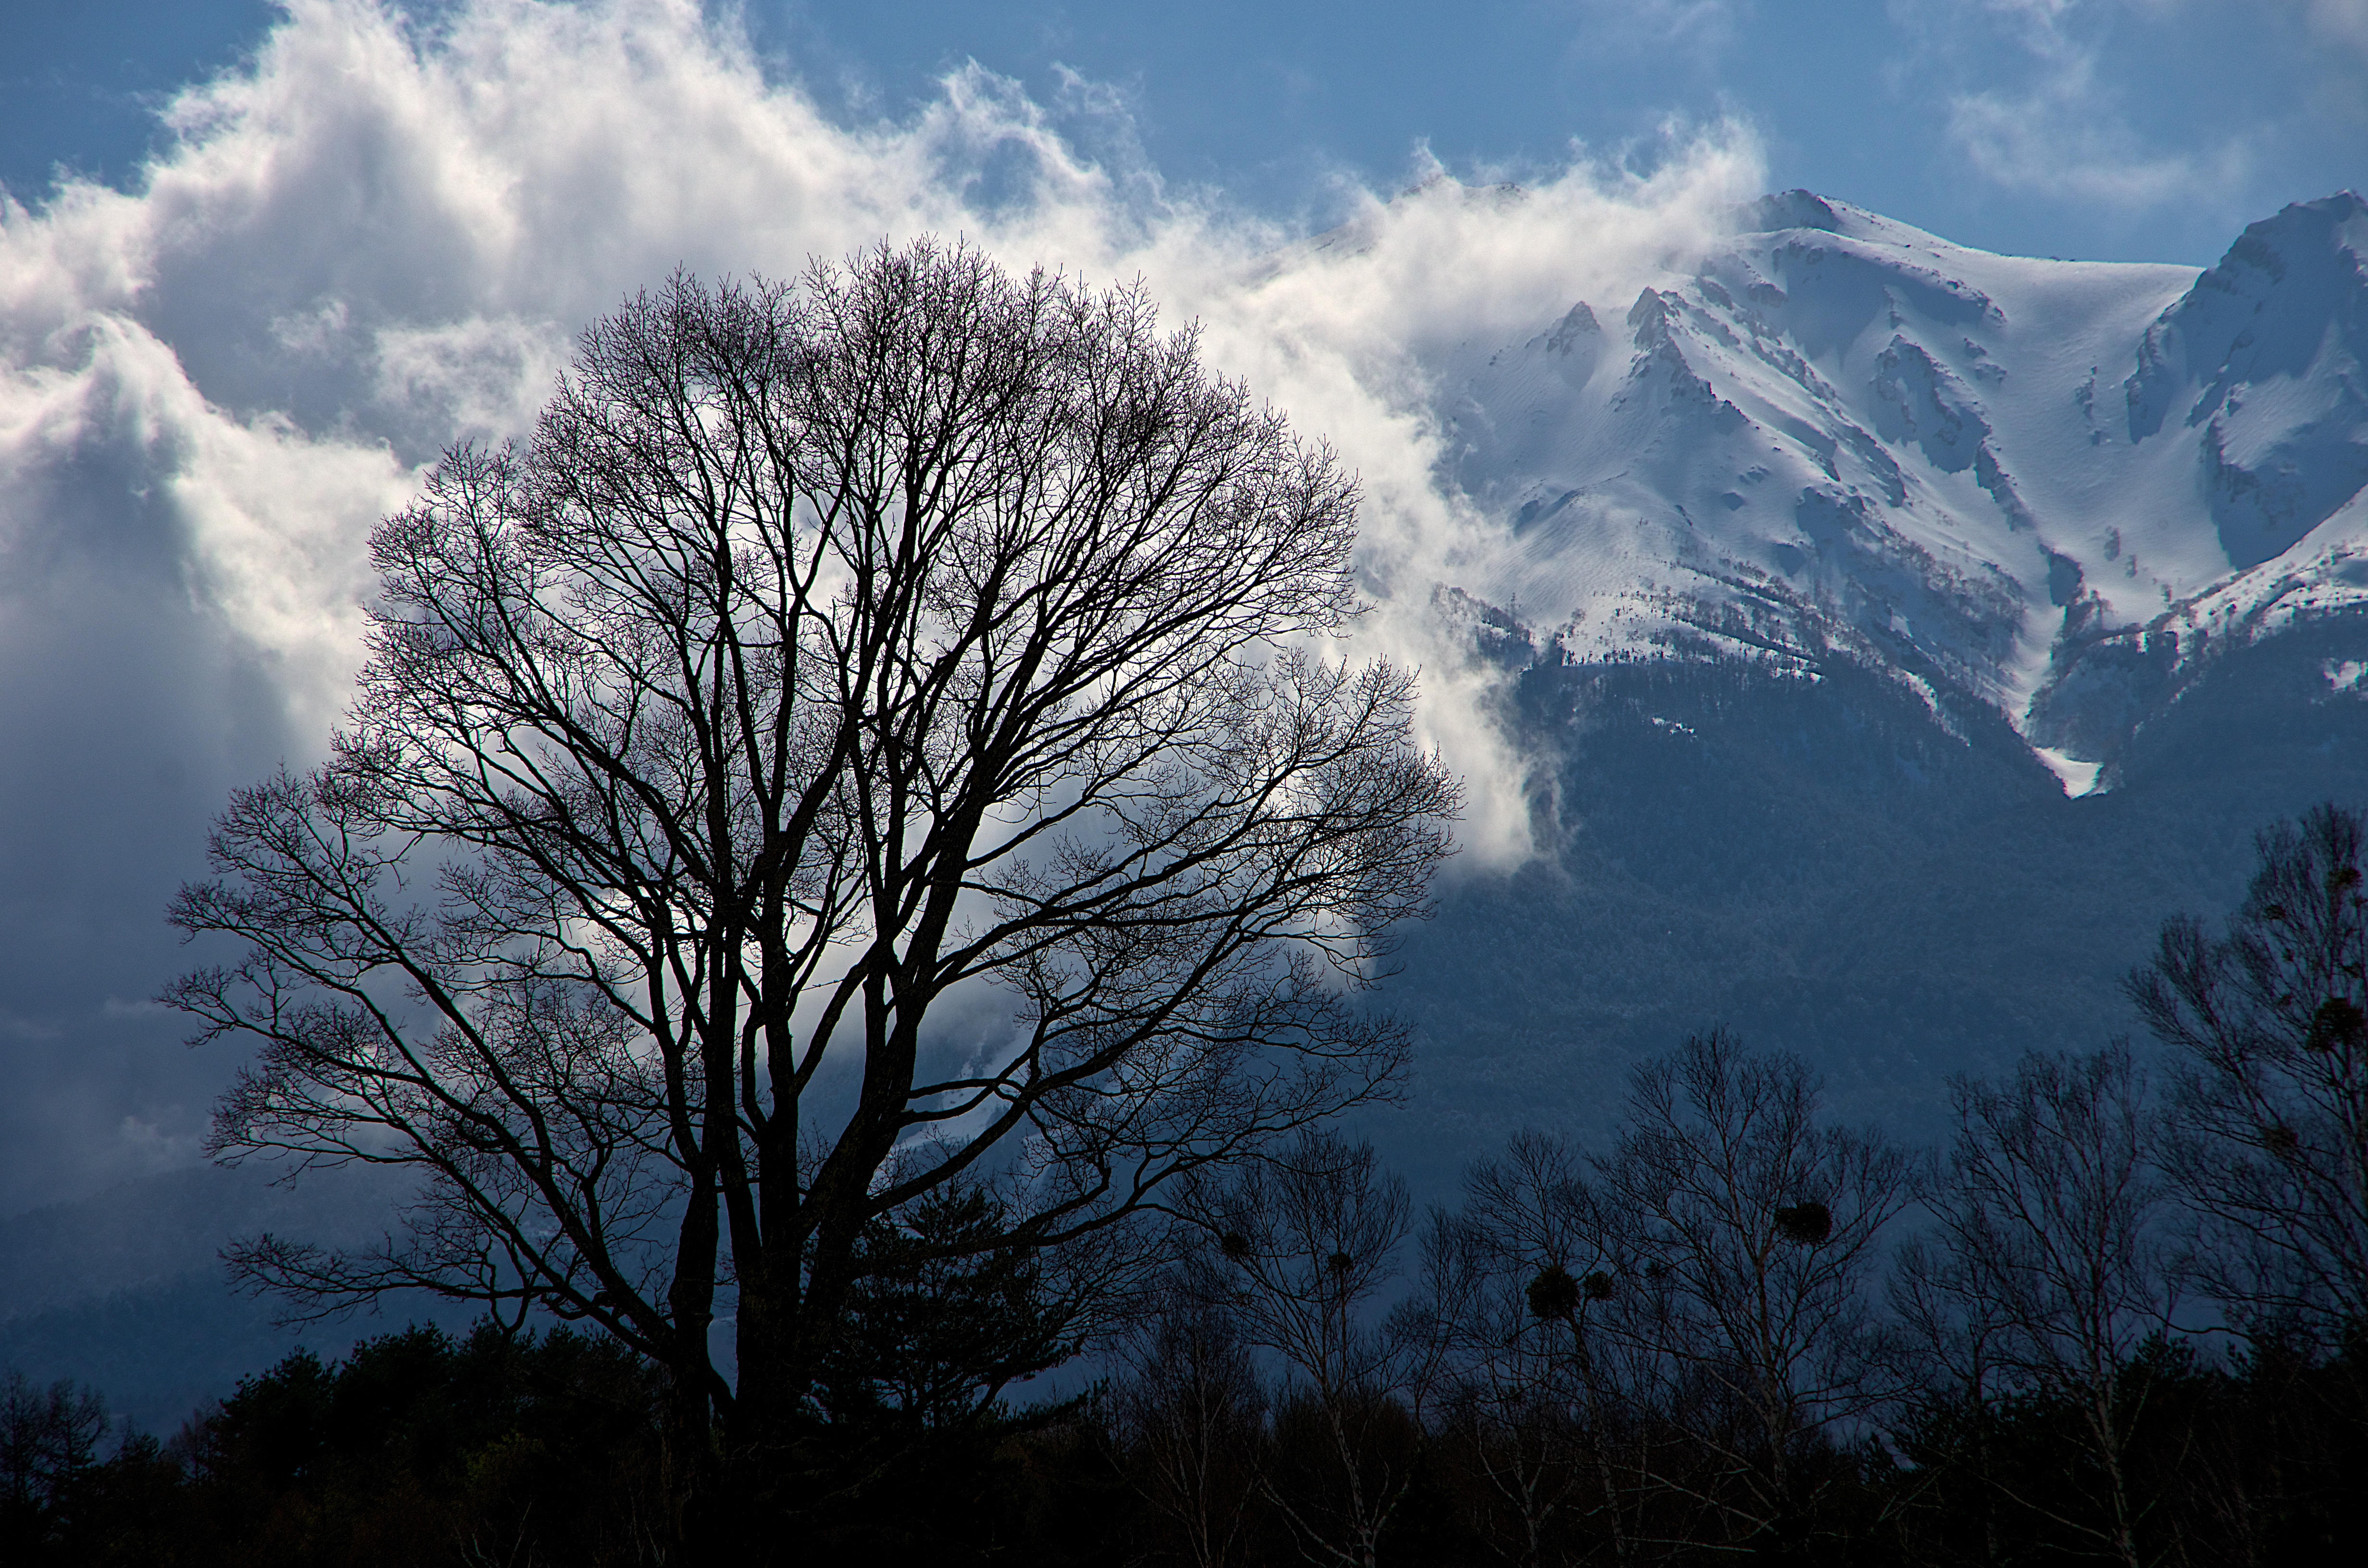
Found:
1426,190 -> 2368,795
1351,192 -> 2368,1188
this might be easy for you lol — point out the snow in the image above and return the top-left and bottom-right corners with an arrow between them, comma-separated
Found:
1421,188 -> 2368,779
2032,747 -> 2106,798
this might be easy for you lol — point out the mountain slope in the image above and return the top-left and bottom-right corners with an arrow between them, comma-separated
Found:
1354,190 -> 2368,1190
1431,189 -> 2368,790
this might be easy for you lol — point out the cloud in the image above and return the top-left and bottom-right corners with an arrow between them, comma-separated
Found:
1923,0 -> 2254,211
1556,0 -> 1745,51
1945,83 -> 2249,211
0,0 -> 1761,1207
2304,0 -> 2368,52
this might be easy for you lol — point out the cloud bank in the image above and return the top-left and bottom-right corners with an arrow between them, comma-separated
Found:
0,0 -> 1762,1209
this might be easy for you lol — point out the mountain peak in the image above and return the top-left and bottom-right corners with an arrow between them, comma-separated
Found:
1738,190 -> 1848,236
1437,191 -> 2368,784
2119,190 -> 2368,567
2243,190 -> 2368,259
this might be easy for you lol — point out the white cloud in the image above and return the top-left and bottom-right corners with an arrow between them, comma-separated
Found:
1945,81 -> 2250,210
1945,2 -> 2250,209
2305,0 -> 2368,52
1557,0 -> 1745,51
1899,0 -> 2259,214
0,0 -> 1764,878
0,0 -> 1765,1209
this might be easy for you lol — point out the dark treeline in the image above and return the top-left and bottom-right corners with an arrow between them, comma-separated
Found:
8,805 -> 2368,1566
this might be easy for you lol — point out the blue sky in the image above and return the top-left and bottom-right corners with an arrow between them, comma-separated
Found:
6,0 -> 2365,265
0,0 -> 2361,1214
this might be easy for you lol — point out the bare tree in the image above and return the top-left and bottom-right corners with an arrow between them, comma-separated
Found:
1593,1030 -> 1912,1556
162,243 -> 1459,1517
1422,1131 -> 1649,1566
1888,1224 -> 2016,1567
2131,803 -> 2368,1347
1908,1047 -> 2180,1568
1115,1294 -> 1269,1568
1193,1130 -> 1432,1568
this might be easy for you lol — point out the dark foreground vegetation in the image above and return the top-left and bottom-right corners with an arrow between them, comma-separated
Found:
10,802 -> 2368,1565
5,1320 -> 2362,1566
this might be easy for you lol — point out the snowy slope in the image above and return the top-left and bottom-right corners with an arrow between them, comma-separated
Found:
1428,191 -> 2368,791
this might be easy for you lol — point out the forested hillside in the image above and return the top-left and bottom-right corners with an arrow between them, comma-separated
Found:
11,806 -> 2368,1565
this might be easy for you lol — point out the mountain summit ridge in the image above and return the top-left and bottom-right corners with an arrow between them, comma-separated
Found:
1431,189 -> 2368,793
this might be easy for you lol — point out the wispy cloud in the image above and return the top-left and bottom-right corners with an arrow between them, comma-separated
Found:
2304,0 -> 2368,53
1945,78 -> 2250,210
1559,0 -> 1747,51
0,0 -> 1764,1204
1,0 -> 1760,855
1915,0 -> 2255,211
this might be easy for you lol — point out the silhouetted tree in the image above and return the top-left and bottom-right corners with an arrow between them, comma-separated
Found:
1420,1130 -> 1648,1565
789,1182 -> 1110,1556
1192,1129 -> 1436,1568
1890,1228 -> 2015,1565
171,1322 -> 668,1566
1899,1047 -> 2180,1568
1115,1294 -> 1268,1568
162,240 -> 1459,1534
1593,1029 -> 1912,1559
2132,802 -> 2368,1346
0,1373 -> 112,1561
